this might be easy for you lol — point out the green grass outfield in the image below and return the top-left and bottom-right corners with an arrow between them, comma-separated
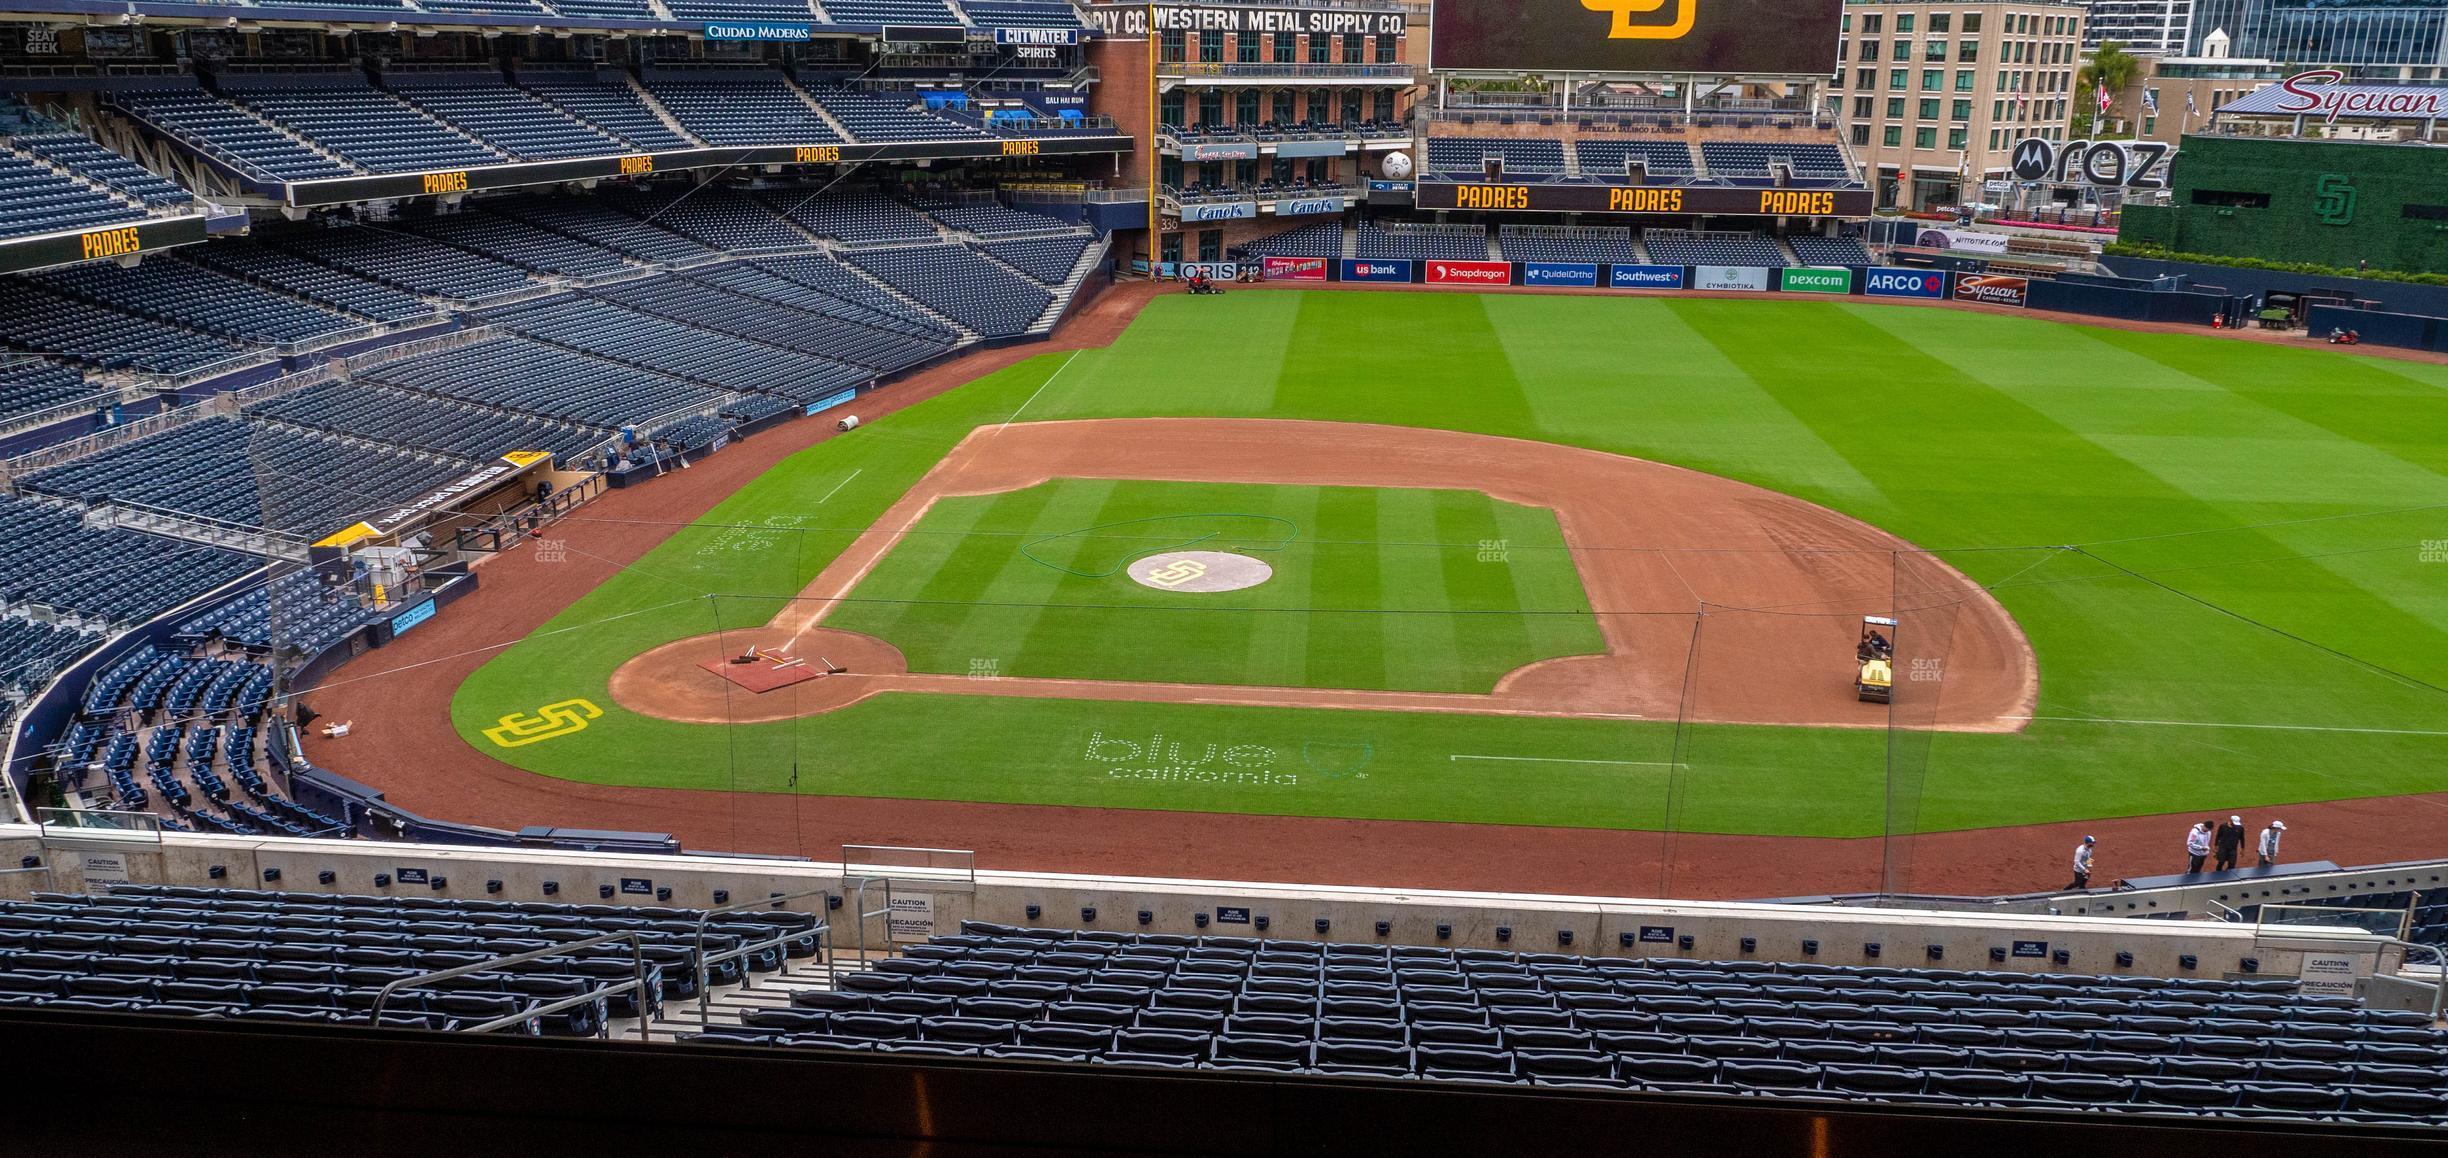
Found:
822,479 -> 1603,692
448,292 -> 2448,840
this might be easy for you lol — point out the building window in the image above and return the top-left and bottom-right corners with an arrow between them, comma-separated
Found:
1160,90 -> 1185,128
1885,96 -> 1904,118
1199,229 -> 1222,262
1236,35 -> 1258,64
1273,30 -> 1294,61
1374,90 -> 1394,120
1159,30 -> 1184,62
1961,13 -> 1980,33
1199,30 -> 1222,63
1376,35 -> 1396,64
1236,90 -> 1260,122
1271,90 -> 1293,124
1922,68 -> 1942,89
1915,126 -> 1937,148
1883,124 -> 1902,146
1857,68 -> 1877,88
1958,39 -> 1979,62
1854,96 -> 1873,117
1919,98 -> 1939,119
1891,68 -> 1908,90
1924,39 -> 1947,62
1952,99 -> 1971,121
1308,35 -> 1328,64
1342,33 -> 1363,63
1947,127 -> 1967,150
1862,14 -> 1881,33
1892,39 -> 1912,61
1853,123 -> 1871,145
1897,13 -> 1914,32
2143,116 -> 2156,135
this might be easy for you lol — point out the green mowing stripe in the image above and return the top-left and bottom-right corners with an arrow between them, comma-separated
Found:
452,292 -> 2448,839
1271,292 -> 1540,433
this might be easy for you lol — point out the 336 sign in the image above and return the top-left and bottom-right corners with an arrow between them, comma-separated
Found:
2008,137 -> 2171,188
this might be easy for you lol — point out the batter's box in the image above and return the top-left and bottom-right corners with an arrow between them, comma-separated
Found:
698,648 -> 828,694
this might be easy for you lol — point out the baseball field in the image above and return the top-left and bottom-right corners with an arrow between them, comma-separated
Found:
402,289 -> 2448,890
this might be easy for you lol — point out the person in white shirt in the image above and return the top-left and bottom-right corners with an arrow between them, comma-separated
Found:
2258,820 -> 2287,868
2185,821 -> 2212,874
2068,836 -> 2097,890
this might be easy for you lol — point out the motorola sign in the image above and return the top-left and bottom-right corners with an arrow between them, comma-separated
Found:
2006,137 -> 2171,189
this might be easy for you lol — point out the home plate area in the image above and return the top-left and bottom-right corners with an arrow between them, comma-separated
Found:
696,646 -> 843,694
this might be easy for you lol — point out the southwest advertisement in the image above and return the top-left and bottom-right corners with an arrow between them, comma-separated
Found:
1608,264 -> 1685,290
1261,256 -> 1330,281
1431,0 -> 1843,77
1953,274 -> 2031,308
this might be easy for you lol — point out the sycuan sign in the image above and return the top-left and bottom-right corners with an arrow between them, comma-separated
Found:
2220,70 -> 2448,124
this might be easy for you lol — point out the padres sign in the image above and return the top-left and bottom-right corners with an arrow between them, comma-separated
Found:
1432,0 -> 1841,75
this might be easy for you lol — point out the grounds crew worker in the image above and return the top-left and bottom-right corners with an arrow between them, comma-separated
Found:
2214,815 -> 2247,872
2259,820 -> 2287,868
2069,836 -> 2097,890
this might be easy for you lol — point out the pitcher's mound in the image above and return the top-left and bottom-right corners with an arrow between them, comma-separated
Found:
1128,550 -> 1273,593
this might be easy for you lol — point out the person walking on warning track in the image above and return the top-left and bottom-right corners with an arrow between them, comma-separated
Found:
2069,836 -> 2097,890
2259,820 -> 2287,868
2215,815 -> 2247,872
2185,821 -> 2212,874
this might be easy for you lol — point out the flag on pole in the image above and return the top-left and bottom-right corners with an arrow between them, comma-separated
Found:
2186,90 -> 2198,116
2143,88 -> 2160,115
2096,82 -> 2112,114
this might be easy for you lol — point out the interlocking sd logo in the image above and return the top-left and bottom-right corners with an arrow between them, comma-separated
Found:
1581,0 -> 1695,39
484,699 -> 604,748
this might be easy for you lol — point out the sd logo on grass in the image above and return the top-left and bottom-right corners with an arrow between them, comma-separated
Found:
484,699 -> 603,748
1582,0 -> 1695,39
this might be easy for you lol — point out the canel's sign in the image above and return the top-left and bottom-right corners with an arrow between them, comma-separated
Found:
2220,70 -> 2448,124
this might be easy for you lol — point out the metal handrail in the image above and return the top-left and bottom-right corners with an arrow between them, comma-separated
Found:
370,927 -> 653,1040
689,883 -> 835,1028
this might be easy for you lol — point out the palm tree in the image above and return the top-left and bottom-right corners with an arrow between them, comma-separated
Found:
2074,41 -> 2145,138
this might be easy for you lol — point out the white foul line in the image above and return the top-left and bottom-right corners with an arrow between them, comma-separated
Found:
998,349 -> 1081,433
2011,715 -> 2448,739
1451,754 -> 1684,768
816,468 -> 862,505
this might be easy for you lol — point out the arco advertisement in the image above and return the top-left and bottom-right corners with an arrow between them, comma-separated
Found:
1953,274 -> 2030,308
1425,260 -> 1513,285
1863,267 -> 1948,299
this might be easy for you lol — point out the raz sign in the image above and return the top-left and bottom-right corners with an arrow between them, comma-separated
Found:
2008,137 -> 2170,189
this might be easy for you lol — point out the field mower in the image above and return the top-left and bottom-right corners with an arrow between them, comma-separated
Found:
1856,615 -> 1897,704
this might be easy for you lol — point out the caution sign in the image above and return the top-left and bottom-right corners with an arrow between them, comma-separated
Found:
887,894 -> 937,942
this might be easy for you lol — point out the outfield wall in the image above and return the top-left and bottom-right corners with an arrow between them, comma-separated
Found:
0,824 -> 2401,986
2118,135 -> 2448,276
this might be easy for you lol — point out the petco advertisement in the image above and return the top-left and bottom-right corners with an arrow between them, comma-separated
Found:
1914,227 -> 2010,255
1425,260 -> 1512,285
1522,262 -> 1599,288
1694,265 -> 1770,292
1340,259 -> 1413,283
1953,273 -> 2030,308
1609,264 -> 1686,290
1864,266 -> 1948,299
1262,256 -> 1329,281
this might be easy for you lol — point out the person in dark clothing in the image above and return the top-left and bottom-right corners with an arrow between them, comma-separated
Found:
2214,815 -> 2246,872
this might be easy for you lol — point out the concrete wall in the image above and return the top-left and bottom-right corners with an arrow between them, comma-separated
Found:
0,824 -> 2400,987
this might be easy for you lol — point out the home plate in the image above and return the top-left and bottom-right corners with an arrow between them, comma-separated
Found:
1129,550 -> 1273,593
698,648 -> 825,693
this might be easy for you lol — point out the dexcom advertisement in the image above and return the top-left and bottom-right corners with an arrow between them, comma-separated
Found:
1431,0 -> 1843,76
